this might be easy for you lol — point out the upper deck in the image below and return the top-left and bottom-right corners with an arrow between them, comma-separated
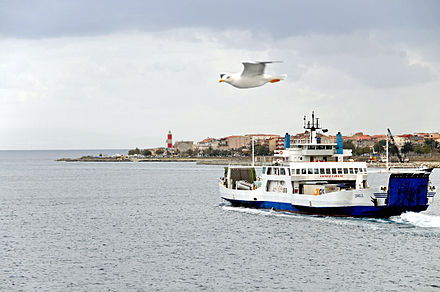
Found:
274,111 -> 352,162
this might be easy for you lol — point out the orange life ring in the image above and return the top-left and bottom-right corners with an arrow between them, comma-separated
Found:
280,150 -> 283,154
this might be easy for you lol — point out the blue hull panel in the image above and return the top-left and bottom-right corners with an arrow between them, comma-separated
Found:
222,198 -> 428,218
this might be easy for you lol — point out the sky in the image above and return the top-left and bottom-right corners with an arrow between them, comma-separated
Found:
1,0 -> 439,149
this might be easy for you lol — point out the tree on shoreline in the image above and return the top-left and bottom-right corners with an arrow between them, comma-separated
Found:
128,148 -> 140,155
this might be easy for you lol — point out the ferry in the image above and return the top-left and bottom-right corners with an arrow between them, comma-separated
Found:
219,112 -> 437,218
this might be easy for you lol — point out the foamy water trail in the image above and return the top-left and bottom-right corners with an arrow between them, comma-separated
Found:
220,205 -> 381,229
221,205 -> 440,229
392,212 -> 440,228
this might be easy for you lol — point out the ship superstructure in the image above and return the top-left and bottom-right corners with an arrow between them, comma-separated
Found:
219,112 -> 436,218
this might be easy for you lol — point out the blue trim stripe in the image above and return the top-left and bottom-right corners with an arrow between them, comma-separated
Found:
222,198 -> 428,218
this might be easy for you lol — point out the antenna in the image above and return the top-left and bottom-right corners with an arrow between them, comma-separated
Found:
303,111 -> 322,144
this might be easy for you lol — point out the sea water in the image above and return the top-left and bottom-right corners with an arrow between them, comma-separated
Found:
0,150 -> 439,291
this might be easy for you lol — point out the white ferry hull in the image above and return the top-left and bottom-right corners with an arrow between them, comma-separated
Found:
219,183 -> 430,218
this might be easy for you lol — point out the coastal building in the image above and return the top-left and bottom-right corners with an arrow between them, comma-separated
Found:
267,137 -> 278,152
245,134 -> 280,144
174,141 -> 195,153
197,138 -> 219,151
416,132 -> 440,143
371,134 -> 387,142
275,136 -> 285,150
409,135 -> 425,145
394,135 -> 413,148
218,135 -> 251,150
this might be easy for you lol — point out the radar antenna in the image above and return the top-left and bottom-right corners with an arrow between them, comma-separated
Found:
304,111 -> 322,144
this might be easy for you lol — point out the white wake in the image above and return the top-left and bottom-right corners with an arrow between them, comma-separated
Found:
221,205 -> 440,228
392,212 -> 440,228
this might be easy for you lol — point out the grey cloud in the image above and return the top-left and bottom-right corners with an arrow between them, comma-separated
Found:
1,0 -> 439,39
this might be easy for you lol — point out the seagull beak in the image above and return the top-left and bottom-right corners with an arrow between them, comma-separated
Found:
219,79 -> 224,83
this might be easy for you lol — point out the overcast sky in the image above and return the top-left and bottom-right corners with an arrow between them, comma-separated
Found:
1,0 -> 439,149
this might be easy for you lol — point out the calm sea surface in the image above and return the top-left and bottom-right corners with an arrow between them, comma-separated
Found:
1,150 -> 440,291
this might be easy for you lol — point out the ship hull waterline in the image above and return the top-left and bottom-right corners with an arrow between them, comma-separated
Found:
221,197 -> 428,218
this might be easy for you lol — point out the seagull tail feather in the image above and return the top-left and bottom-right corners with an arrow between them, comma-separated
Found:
277,74 -> 287,80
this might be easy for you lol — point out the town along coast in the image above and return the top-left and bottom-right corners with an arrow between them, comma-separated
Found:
56,155 -> 440,168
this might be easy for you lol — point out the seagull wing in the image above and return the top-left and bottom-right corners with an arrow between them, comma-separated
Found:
241,61 -> 282,77
241,62 -> 266,76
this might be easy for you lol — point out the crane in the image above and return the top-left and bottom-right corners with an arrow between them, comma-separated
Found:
387,128 -> 404,163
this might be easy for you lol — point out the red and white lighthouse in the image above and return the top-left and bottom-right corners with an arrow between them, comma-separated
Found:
166,130 -> 173,149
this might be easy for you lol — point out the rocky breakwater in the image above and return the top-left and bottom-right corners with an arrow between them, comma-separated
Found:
57,156 -> 131,162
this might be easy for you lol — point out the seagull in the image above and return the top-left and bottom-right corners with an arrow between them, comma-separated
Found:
219,61 -> 286,89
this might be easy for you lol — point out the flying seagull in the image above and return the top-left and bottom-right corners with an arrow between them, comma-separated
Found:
219,61 -> 286,89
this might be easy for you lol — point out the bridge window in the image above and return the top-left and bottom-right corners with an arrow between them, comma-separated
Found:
354,168 -> 358,174
296,169 -> 300,175
302,169 -> 306,174
343,168 -> 348,174
280,168 -> 286,175
308,168 -> 313,174
326,168 -> 331,174
314,169 -> 319,174
337,168 -> 343,174
320,168 -> 325,174
349,168 -> 354,174
364,168 -> 367,172
267,167 -> 272,175
332,168 -> 337,174
262,167 -> 266,174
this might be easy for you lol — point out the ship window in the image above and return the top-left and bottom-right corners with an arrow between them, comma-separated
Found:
275,168 -> 280,175
262,167 -> 266,174
326,168 -> 331,174
280,168 -> 286,175
332,168 -> 337,174
343,168 -> 348,174
349,168 -> 354,174
287,169 -> 291,175
354,168 -> 358,174
296,169 -> 300,175
358,168 -> 363,173
314,169 -> 319,174
308,168 -> 313,174
337,168 -> 343,174
320,168 -> 325,174
364,168 -> 367,173
302,168 -> 306,174
267,167 -> 272,175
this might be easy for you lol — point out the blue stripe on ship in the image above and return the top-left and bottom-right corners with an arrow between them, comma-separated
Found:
222,198 -> 428,218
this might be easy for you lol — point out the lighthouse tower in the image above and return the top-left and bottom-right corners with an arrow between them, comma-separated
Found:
166,130 -> 173,150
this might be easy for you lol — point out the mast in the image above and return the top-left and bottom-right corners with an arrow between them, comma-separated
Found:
304,111 -> 321,144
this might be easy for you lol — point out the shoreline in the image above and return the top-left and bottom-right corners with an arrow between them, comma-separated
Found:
56,156 -> 440,168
